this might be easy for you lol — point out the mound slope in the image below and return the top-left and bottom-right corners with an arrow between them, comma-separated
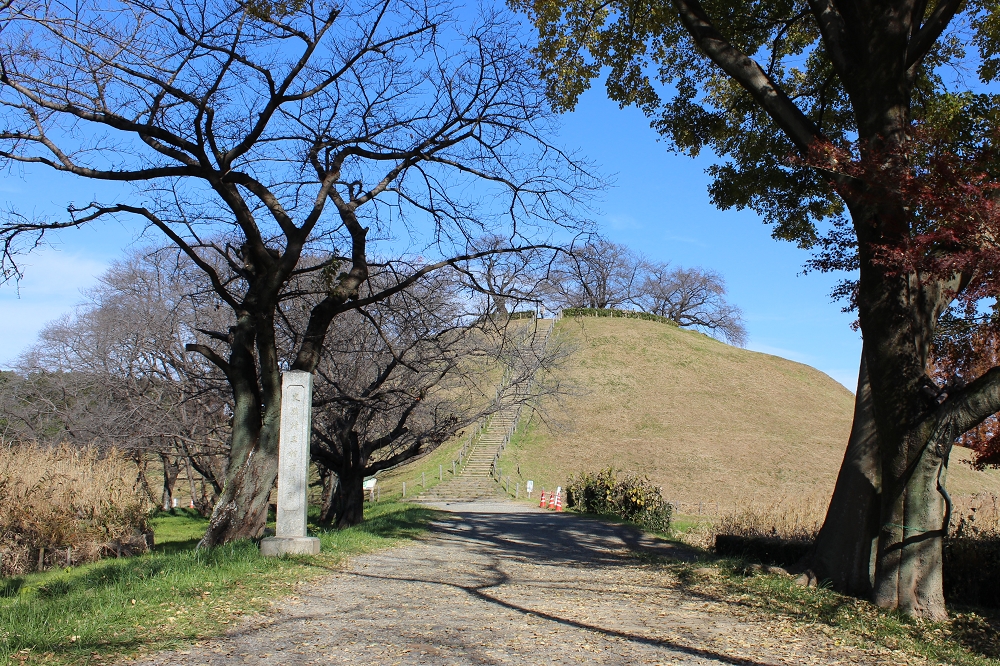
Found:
508,316 -> 1000,509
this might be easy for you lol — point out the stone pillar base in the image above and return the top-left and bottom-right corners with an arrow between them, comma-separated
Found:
260,536 -> 321,557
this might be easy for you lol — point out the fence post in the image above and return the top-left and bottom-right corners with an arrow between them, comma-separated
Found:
439,464 -> 443,481
402,482 -> 406,498
452,461 -> 456,475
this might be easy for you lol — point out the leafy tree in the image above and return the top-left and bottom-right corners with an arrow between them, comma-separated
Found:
517,0 -> 1000,618
0,0 -> 594,545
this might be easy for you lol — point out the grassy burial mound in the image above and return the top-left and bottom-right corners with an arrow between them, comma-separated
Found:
507,316 -> 1000,510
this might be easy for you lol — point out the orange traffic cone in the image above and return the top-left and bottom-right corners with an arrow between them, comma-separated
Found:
539,491 -> 548,508
555,491 -> 563,512
547,492 -> 557,510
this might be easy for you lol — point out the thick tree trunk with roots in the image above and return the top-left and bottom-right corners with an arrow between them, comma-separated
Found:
852,204 -> 958,620
805,352 -> 881,596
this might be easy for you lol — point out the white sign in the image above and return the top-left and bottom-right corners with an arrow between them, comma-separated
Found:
526,480 -> 533,493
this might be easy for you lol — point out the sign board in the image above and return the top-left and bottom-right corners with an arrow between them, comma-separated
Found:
526,480 -> 534,494
363,478 -> 377,491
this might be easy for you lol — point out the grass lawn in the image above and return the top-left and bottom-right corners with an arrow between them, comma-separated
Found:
0,501 -> 439,665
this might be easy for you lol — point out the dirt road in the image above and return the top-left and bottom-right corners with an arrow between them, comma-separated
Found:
133,501 -> 921,665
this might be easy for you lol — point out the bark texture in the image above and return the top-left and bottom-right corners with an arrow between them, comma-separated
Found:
807,352 -> 881,596
335,472 -> 366,529
199,314 -> 284,547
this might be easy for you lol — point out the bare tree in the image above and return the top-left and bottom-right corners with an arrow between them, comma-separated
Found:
540,238 -> 644,309
454,235 -> 560,318
0,0 -> 594,544
298,265 -> 559,527
634,264 -> 747,346
4,248 -> 233,511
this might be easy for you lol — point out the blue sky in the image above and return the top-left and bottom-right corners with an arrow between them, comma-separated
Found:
0,83 -> 862,391
554,91 -> 862,390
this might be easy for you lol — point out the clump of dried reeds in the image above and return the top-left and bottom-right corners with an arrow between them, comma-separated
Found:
715,494 -> 827,541
678,494 -> 829,549
0,442 -> 151,575
683,493 -> 1000,549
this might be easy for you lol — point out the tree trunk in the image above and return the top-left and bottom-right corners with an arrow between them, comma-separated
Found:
872,429 -> 950,620
160,454 -> 180,511
183,455 -> 198,508
318,467 -> 339,526
336,470 -> 365,529
199,316 -> 282,547
198,424 -> 279,546
135,453 -> 160,505
805,350 -> 881,595
852,213 -> 956,619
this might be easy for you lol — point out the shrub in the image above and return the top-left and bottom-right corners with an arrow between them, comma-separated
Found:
566,467 -> 672,532
0,442 -> 152,576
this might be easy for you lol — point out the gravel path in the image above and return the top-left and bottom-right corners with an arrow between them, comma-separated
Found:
133,501 -> 922,665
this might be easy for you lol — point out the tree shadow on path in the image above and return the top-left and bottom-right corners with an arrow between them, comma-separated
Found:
295,506 -> 779,666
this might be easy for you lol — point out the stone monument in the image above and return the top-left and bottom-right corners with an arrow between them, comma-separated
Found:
260,370 -> 321,557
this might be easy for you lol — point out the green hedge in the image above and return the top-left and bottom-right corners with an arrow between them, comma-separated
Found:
562,308 -> 679,326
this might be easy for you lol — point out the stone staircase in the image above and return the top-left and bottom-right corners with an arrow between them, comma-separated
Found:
413,318 -> 555,503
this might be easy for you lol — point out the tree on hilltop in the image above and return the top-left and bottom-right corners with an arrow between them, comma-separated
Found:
542,238 -> 644,309
517,0 -> 1000,618
541,237 -> 747,345
0,0 -> 596,546
635,263 -> 746,346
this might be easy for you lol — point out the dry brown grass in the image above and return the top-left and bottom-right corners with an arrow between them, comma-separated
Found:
951,493 -> 1000,538
0,442 -> 151,575
508,316 -> 1000,518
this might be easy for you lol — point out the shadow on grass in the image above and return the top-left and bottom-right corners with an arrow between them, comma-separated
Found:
0,577 -> 23,598
665,555 -> 1000,665
353,505 -> 441,538
947,609 -> 1000,659
310,504 -> 441,542
152,537 -> 203,555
